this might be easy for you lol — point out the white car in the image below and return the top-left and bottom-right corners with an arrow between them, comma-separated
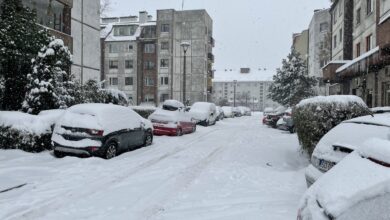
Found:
305,113 -> 390,187
221,106 -> 234,118
298,138 -> 390,220
52,103 -> 153,159
215,106 -> 224,121
189,102 -> 218,126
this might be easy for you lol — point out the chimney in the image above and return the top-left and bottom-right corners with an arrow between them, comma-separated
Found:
139,11 -> 148,24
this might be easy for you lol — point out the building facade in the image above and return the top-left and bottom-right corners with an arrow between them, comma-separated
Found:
16,0 -> 101,84
156,9 -> 214,105
308,9 -> 331,95
292,30 -> 309,63
322,0 -> 390,107
101,9 -> 214,106
212,68 -> 278,111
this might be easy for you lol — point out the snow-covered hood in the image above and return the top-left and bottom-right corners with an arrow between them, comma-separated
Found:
301,140 -> 390,219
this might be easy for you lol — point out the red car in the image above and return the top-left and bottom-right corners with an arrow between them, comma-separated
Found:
148,100 -> 196,136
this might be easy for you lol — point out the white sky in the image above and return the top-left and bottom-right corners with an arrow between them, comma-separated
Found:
108,0 -> 330,73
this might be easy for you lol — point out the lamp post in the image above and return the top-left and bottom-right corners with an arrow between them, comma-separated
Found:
233,80 -> 237,107
180,42 -> 190,105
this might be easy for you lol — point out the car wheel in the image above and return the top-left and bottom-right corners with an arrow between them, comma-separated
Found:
176,128 -> 183,136
192,125 -> 196,133
289,126 -> 296,134
105,143 -> 117,159
53,150 -> 65,158
144,131 -> 153,146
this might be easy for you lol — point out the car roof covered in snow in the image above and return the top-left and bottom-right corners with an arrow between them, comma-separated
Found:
148,108 -> 191,123
302,138 -> 390,219
191,102 -> 215,110
163,100 -> 184,109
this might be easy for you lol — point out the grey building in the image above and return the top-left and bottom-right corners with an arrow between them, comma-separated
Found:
212,68 -> 278,111
156,9 -> 214,105
308,9 -> 331,95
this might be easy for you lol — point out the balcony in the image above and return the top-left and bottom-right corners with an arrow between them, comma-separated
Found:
209,36 -> 215,47
208,53 -> 214,63
322,61 -> 349,83
378,14 -> 390,56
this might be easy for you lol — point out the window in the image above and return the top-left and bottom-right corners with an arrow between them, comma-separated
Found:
128,44 -> 133,51
125,77 -> 133,86
109,77 -> 118,85
160,77 -> 169,85
144,44 -> 155,53
366,34 -> 373,51
356,8 -> 361,25
161,42 -> 169,50
160,94 -> 169,102
367,0 -> 373,15
356,43 -> 361,57
109,60 -> 118,69
339,28 -> 343,43
113,25 -> 138,36
160,59 -> 169,68
125,60 -> 133,69
382,0 -> 390,15
333,35 -> 337,48
145,94 -> 155,103
161,24 -> 170,32
109,44 -> 121,53
333,6 -> 338,24
319,22 -> 328,32
145,77 -> 154,86
144,61 -> 155,70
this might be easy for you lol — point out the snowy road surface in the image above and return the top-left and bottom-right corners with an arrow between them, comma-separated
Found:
0,113 -> 308,220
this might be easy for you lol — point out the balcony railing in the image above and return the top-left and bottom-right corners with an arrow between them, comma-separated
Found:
208,53 -> 214,63
209,36 -> 215,47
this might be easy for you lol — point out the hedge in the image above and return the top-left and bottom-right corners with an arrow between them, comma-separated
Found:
293,95 -> 371,156
131,106 -> 157,119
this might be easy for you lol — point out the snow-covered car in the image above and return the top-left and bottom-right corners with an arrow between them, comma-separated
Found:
216,106 -> 224,121
148,100 -> 196,136
232,107 -> 242,117
221,106 -> 234,118
189,102 -> 218,126
262,107 -> 275,124
298,138 -> 390,220
276,108 -> 295,133
238,106 -> 251,116
305,113 -> 390,187
52,103 -> 153,159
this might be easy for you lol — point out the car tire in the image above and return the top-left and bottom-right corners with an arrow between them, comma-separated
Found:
53,150 -> 65,158
176,128 -> 183,136
192,125 -> 196,133
289,126 -> 296,134
144,131 -> 153,146
104,142 -> 117,159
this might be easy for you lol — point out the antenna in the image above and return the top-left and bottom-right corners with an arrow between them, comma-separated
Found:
182,0 -> 185,10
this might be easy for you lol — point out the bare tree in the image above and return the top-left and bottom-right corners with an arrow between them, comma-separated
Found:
100,0 -> 111,17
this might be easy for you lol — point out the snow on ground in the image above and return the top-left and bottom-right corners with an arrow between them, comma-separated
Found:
0,113 -> 308,220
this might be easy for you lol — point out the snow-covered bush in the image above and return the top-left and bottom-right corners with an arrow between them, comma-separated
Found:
0,111 -> 57,152
77,80 -> 129,106
131,106 -> 157,119
293,95 -> 370,156
101,89 -> 128,106
22,38 -> 75,114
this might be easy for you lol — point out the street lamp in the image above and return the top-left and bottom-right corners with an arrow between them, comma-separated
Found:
180,41 -> 191,105
233,80 -> 237,107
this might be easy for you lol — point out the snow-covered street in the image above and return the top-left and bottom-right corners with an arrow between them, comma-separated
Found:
0,113 -> 308,220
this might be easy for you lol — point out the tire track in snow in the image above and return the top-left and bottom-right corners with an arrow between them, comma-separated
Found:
3,129 -> 220,220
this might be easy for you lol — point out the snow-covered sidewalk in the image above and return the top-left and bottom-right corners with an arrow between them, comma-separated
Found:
0,113 -> 308,220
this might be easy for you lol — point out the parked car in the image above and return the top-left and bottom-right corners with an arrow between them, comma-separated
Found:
276,108 -> 295,133
51,103 -> 153,159
232,107 -> 242,117
305,113 -> 390,187
189,102 -> 218,126
216,106 -> 225,121
148,100 -> 196,136
262,107 -> 274,124
222,106 -> 234,118
238,106 -> 251,116
298,138 -> 390,220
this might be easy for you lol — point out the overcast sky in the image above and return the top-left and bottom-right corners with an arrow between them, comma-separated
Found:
108,0 -> 330,73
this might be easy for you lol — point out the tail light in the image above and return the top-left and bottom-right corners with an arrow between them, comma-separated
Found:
87,129 -> 104,136
86,146 -> 99,152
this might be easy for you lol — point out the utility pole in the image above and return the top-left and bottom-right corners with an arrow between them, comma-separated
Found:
180,42 -> 190,105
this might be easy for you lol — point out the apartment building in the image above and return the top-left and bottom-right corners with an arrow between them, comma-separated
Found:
101,9 -> 214,106
17,0 -> 101,84
156,9 -> 214,105
322,0 -> 390,107
308,9 -> 332,95
292,30 -> 309,63
212,68 -> 278,111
